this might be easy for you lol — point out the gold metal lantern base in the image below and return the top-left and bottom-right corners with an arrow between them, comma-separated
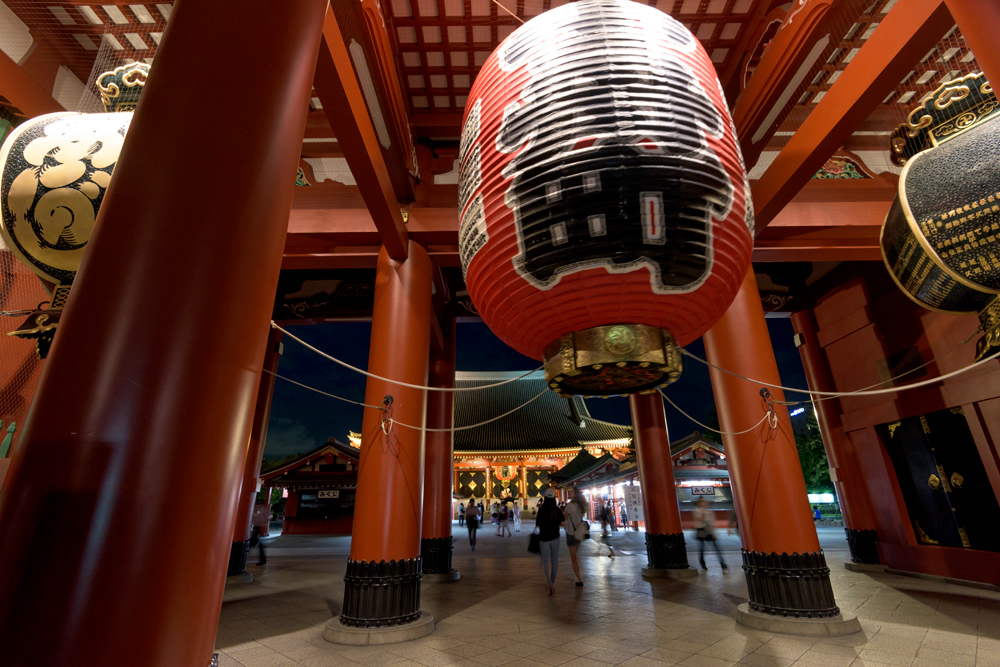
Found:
542,324 -> 682,397
976,298 -> 1000,361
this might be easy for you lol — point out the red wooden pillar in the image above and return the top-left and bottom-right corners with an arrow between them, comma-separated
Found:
228,327 -> 283,579
791,310 -> 880,564
421,315 -> 458,578
630,393 -> 693,574
0,1 -> 328,664
339,242 -> 433,630
703,268 -> 839,618
944,0 -> 1000,92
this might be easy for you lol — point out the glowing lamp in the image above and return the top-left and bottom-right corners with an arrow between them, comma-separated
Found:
458,0 -> 753,396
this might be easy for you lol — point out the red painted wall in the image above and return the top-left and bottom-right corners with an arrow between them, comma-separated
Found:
813,267 -> 1000,585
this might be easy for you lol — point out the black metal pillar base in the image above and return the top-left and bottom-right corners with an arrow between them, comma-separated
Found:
645,532 -> 691,569
420,536 -> 454,574
341,558 -> 422,628
227,539 -> 250,577
845,528 -> 880,564
742,550 -> 840,618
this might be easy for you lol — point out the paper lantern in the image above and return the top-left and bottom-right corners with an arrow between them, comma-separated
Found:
881,72 -> 1000,360
458,0 -> 753,396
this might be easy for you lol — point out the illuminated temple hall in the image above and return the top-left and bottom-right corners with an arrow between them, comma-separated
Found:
2,0 -> 1000,666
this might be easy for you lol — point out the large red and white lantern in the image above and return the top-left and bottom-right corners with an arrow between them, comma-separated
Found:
458,0 -> 753,396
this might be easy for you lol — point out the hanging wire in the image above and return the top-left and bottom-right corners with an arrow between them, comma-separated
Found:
393,389 -> 549,432
776,328 -> 981,406
263,369 -> 386,410
271,322 -> 543,392
660,389 -> 774,436
266,367 -> 549,433
680,345 -> 1000,399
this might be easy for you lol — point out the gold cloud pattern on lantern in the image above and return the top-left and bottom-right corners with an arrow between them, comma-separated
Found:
5,113 -> 128,277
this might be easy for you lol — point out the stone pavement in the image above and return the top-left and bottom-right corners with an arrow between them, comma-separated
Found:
217,524 -> 1000,667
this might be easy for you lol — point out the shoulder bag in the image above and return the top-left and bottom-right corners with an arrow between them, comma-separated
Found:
527,527 -> 541,554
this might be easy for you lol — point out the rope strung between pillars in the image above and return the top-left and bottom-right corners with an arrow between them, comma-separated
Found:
266,367 -> 550,433
679,333 -> 1000,402
659,389 -> 774,436
271,321 -> 543,392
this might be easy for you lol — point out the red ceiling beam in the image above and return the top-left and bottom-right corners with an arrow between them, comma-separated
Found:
284,181 -> 890,267
732,0 -> 862,171
753,180 -> 890,262
0,50 -> 63,118
313,5 -> 409,260
750,0 -> 952,235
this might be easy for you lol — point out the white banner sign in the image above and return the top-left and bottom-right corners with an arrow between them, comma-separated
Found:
623,485 -> 644,522
317,490 -> 340,499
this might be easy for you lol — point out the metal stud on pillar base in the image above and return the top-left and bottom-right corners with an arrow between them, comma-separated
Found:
327,558 -> 435,645
845,529 -> 880,565
742,550 -> 839,618
340,558 -> 423,628
421,537 -> 460,581
641,533 -> 697,579
227,539 -> 251,578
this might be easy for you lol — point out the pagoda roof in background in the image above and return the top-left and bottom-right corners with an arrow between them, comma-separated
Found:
453,372 -> 633,454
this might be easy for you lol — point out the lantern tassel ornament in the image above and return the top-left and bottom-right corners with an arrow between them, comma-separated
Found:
458,0 -> 753,396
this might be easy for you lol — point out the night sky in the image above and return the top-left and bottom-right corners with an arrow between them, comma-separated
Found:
263,317 -> 808,460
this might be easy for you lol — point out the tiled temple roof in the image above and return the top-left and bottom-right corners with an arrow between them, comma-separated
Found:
453,372 -> 632,453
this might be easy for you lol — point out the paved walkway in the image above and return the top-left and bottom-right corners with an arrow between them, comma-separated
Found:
218,524 -> 999,667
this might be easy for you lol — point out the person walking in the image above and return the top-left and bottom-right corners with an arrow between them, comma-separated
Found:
694,497 -> 727,570
500,503 -> 512,537
535,488 -> 564,596
608,500 -> 619,531
466,501 -> 480,551
563,487 -> 588,587
458,502 -> 465,528
513,502 -> 522,533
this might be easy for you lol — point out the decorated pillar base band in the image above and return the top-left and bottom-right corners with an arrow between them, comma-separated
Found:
644,532 -> 691,570
227,539 -> 250,577
420,536 -> 454,574
543,324 -> 681,396
741,550 -> 839,618
341,558 -> 423,628
845,528 -> 880,565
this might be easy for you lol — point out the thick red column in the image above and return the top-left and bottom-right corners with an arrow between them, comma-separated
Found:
703,268 -> 839,618
944,0 -> 1000,92
228,327 -> 283,578
340,241 -> 433,629
0,2 -> 328,664
790,310 -> 880,564
421,315 -> 459,578
630,393 -> 692,573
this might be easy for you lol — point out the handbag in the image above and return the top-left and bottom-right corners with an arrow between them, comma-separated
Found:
569,512 -> 591,541
696,527 -> 707,540
527,528 -> 541,554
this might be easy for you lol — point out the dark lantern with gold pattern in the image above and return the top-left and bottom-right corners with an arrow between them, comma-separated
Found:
97,62 -> 150,113
0,62 -> 148,357
880,72 -> 1000,360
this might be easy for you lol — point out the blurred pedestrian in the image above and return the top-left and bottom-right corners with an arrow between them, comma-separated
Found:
536,488 -> 565,596
694,498 -> 727,570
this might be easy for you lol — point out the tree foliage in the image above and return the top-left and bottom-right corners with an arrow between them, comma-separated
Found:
795,414 -> 834,494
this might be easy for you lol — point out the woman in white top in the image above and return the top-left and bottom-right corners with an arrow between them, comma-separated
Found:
562,487 -> 588,586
